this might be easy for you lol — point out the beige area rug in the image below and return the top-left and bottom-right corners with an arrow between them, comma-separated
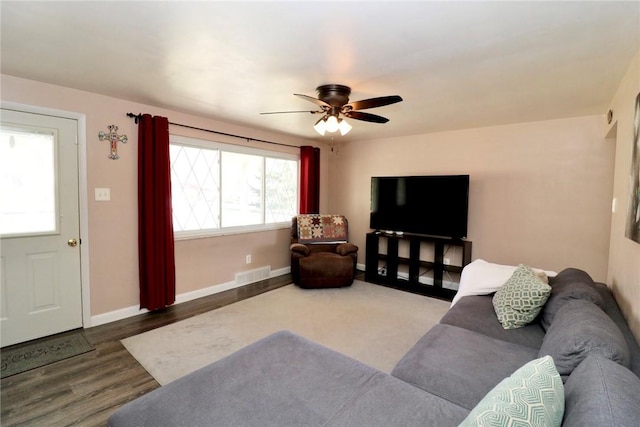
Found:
122,280 -> 450,385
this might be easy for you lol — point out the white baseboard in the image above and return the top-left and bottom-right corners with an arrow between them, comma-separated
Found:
89,266 -> 290,327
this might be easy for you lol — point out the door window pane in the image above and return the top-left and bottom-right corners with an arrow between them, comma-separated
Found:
0,127 -> 57,236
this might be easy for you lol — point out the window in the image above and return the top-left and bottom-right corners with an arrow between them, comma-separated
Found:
170,135 -> 298,238
0,125 -> 57,237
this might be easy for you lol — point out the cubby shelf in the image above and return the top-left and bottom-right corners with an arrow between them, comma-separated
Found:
365,232 -> 472,301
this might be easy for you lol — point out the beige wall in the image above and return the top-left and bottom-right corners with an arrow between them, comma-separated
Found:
3,63 -> 638,337
329,115 -> 615,282
605,50 -> 640,338
1,74 -> 320,319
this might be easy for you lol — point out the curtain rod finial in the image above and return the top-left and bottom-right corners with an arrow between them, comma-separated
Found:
127,112 -> 142,124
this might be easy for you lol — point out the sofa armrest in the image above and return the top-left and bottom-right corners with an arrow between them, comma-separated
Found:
336,243 -> 358,256
290,243 -> 310,256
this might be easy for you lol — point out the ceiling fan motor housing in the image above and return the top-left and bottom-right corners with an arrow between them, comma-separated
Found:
316,84 -> 351,107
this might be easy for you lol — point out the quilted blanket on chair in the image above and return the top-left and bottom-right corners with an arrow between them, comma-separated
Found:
297,214 -> 348,243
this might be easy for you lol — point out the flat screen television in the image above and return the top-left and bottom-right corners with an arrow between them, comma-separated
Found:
370,175 -> 469,239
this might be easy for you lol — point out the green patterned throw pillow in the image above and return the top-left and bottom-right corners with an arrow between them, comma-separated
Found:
492,264 -> 551,329
459,355 -> 564,427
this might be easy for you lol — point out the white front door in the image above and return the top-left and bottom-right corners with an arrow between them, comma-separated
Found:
0,109 -> 82,347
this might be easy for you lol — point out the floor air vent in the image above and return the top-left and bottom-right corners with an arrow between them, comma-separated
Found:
235,266 -> 271,286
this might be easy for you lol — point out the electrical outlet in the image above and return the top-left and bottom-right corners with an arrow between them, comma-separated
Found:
95,188 -> 110,201
246,255 -> 252,264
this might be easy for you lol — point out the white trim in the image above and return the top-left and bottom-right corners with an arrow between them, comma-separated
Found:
90,305 -> 151,328
90,267 -> 291,327
171,134 -> 299,160
174,221 -> 290,240
1,101 -> 92,328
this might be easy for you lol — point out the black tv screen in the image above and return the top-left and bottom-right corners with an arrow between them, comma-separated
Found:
370,175 -> 469,239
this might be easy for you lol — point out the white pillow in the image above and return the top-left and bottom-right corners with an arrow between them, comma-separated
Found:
451,259 -> 556,307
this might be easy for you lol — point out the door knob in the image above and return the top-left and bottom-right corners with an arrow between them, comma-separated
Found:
67,238 -> 78,247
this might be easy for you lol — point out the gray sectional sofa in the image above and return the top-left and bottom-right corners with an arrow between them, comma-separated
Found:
108,267 -> 640,426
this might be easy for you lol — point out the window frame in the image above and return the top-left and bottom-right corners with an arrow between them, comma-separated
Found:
170,134 -> 299,240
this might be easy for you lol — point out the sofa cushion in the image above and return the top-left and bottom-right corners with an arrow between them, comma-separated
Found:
328,370 -> 471,426
540,268 -> 604,331
592,282 -> 640,376
563,355 -> 640,427
440,295 -> 545,349
459,355 -> 564,427
391,324 -> 538,410
539,299 -> 631,378
108,330 -> 469,427
492,264 -> 551,329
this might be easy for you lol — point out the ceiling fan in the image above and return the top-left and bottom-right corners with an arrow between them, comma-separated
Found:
261,84 -> 403,136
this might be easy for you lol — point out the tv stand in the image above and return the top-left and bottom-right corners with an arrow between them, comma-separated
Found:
365,232 -> 472,301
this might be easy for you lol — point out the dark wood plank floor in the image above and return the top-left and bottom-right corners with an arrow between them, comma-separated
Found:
1,274 -> 293,426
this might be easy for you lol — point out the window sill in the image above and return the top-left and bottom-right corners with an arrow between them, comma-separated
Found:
174,222 -> 291,241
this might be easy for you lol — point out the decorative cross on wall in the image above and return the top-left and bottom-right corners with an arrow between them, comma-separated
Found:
98,125 -> 128,160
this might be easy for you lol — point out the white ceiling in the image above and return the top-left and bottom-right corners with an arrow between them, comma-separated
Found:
1,1 -> 639,142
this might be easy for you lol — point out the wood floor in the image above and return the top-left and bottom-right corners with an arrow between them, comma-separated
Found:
0,274 -> 293,426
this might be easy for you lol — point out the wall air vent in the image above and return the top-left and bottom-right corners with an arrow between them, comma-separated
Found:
235,266 -> 271,286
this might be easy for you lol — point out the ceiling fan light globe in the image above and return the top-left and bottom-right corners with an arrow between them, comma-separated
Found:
313,118 -> 327,135
338,119 -> 352,136
326,115 -> 339,132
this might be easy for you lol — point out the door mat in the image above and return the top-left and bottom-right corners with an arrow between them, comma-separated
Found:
1,330 -> 95,379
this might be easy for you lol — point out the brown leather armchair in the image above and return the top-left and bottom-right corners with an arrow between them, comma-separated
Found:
290,215 -> 359,288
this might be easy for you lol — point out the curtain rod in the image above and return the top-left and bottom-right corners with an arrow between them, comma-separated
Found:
126,112 -> 299,148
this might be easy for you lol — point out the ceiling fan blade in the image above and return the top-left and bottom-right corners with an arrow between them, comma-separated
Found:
345,95 -> 403,111
260,110 -> 323,115
294,93 -> 331,108
343,111 -> 389,123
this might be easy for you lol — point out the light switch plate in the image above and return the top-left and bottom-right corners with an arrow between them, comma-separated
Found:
95,188 -> 111,201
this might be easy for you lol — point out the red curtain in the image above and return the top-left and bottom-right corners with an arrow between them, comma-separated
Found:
137,114 -> 176,311
299,146 -> 320,214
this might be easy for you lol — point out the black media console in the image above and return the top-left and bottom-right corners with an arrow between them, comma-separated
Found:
365,232 -> 472,301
